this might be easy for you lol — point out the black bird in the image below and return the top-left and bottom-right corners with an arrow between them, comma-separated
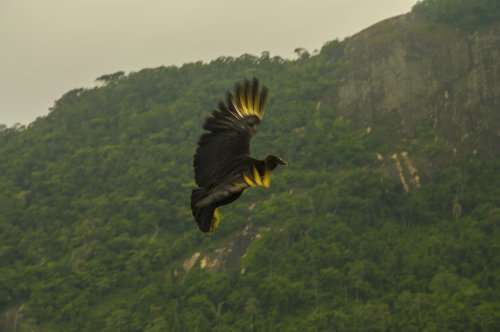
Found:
191,78 -> 287,233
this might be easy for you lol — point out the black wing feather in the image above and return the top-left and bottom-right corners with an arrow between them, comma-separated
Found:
194,78 -> 268,188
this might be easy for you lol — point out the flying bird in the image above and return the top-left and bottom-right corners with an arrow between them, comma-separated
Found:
191,78 -> 287,233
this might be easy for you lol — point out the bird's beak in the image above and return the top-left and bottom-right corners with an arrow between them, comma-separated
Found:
280,158 -> 288,166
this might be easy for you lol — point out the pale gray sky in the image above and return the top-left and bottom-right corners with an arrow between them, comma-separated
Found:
0,0 -> 417,126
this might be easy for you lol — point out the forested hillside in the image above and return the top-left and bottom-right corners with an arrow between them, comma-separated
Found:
1,0 -> 499,331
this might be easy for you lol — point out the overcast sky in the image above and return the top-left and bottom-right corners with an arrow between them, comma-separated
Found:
0,0 -> 417,126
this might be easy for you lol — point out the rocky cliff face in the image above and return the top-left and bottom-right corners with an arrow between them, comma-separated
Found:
326,14 -> 500,159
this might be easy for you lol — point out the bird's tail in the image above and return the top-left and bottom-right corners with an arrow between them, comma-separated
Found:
191,188 -> 219,233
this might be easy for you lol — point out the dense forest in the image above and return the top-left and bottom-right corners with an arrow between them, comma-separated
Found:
413,0 -> 500,30
1,0 -> 499,331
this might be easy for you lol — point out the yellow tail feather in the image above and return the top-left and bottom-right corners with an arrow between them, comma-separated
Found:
210,209 -> 219,233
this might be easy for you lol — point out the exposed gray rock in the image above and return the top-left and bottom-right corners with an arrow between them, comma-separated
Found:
326,14 -> 500,158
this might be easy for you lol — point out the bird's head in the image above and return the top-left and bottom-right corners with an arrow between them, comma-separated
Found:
265,155 -> 288,170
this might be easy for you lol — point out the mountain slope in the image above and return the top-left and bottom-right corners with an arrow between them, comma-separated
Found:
327,12 -> 500,159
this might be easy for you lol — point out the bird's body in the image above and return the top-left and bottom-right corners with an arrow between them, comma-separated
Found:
191,78 -> 287,233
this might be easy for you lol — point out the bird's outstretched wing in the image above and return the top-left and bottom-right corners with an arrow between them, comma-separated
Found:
194,78 -> 268,188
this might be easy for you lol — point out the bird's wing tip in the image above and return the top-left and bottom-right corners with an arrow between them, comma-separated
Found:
232,78 -> 267,120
